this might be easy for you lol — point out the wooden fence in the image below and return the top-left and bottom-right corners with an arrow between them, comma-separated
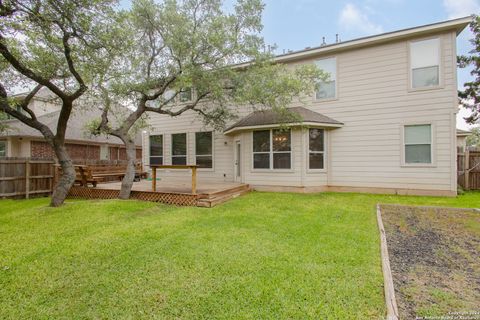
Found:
458,150 -> 480,190
0,158 -> 144,199
0,157 -> 55,199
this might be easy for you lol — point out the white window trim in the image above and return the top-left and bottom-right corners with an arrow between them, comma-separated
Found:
100,144 -> 109,161
306,128 -> 327,173
251,129 -> 293,171
194,131 -> 214,171
408,36 -> 444,92
149,134 -> 164,166
179,88 -> 194,103
171,133 -> 188,165
400,122 -> 436,167
313,56 -> 338,102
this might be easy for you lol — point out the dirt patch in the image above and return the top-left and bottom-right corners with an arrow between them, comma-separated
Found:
380,205 -> 480,319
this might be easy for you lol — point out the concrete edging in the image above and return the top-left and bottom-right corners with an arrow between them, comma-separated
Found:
376,204 -> 400,320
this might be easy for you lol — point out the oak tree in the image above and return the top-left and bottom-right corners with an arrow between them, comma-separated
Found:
92,0 -> 323,199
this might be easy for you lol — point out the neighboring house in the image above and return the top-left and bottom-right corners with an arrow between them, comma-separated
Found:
0,89 -> 142,161
143,17 -> 471,196
456,129 -> 471,152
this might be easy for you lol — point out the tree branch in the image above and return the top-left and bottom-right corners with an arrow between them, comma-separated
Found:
0,83 -> 54,140
60,32 -> 87,99
17,84 -> 43,120
145,91 -> 210,116
0,35 -> 66,99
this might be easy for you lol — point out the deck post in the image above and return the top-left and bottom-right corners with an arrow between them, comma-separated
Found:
152,166 -> 157,191
191,166 -> 197,194
25,158 -> 30,199
465,149 -> 470,190
79,166 -> 87,186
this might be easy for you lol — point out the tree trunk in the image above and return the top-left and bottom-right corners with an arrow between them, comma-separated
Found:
118,139 -> 137,199
50,143 -> 76,207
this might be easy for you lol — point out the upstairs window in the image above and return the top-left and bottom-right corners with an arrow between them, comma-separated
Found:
149,135 -> 163,165
171,133 -> 187,165
404,124 -> 432,164
253,129 -> 291,169
195,131 -> 213,168
163,89 -> 176,104
410,38 -> 440,89
315,57 -> 336,100
308,129 -> 325,169
179,88 -> 192,102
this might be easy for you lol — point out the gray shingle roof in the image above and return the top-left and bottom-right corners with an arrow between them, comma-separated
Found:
224,107 -> 343,133
1,110 -> 142,146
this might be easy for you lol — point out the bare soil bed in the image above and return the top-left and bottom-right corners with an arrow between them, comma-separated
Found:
380,204 -> 480,319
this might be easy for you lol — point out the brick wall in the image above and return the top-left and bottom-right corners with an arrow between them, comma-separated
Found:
66,143 -> 100,160
109,146 -> 142,160
31,141 -> 100,161
31,140 -> 141,161
31,141 -> 55,159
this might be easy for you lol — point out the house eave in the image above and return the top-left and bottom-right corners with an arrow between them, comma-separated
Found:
233,16 -> 472,68
223,121 -> 343,135
0,134 -> 140,147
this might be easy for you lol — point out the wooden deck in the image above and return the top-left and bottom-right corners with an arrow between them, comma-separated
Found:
67,179 -> 251,207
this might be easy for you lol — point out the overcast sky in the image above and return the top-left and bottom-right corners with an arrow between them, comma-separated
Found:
120,0 -> 479,129
256,0 -> 479,130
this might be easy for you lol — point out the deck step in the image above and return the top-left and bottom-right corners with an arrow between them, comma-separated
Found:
199,184 -> 250,200
197,185 -> 251,207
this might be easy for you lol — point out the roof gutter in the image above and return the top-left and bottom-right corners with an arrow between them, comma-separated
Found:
234,16 -> 472,68
224,121 -> 344,135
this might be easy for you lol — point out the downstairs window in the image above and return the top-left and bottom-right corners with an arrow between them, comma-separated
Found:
171,133 -> 187,165
308,128 -> 325,169
149,135 -> 163,165
195,131 -> 213,168
404,124 -> 432,164
253,129 -> 291,169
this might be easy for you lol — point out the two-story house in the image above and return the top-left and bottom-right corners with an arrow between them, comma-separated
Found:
142,17 -> 471,196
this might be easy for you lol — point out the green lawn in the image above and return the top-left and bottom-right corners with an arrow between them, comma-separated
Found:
1,192 -> 479,319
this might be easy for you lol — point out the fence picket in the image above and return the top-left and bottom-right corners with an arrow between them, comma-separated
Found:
458,151 -> 480,190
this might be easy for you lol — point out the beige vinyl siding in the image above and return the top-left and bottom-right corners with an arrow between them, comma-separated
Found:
144,107 -> 253,183
305,31 -> 456,192
144,30 -> 457,194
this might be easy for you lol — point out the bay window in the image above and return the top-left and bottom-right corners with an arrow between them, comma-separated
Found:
315,57 -> 336,100
410,38 -> 440,89
171,133 -> 187,165
149,135 -> 163,165
308,129 -> 325,169
253,130 -> 270,169
404,124 -> 432,164
253,129 -> 291,169
195,131 -> 213,168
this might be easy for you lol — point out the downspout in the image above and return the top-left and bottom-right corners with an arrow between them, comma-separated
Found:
451,31 -> 458,194
327,129 -> 332,187
300,127 -> 306,189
